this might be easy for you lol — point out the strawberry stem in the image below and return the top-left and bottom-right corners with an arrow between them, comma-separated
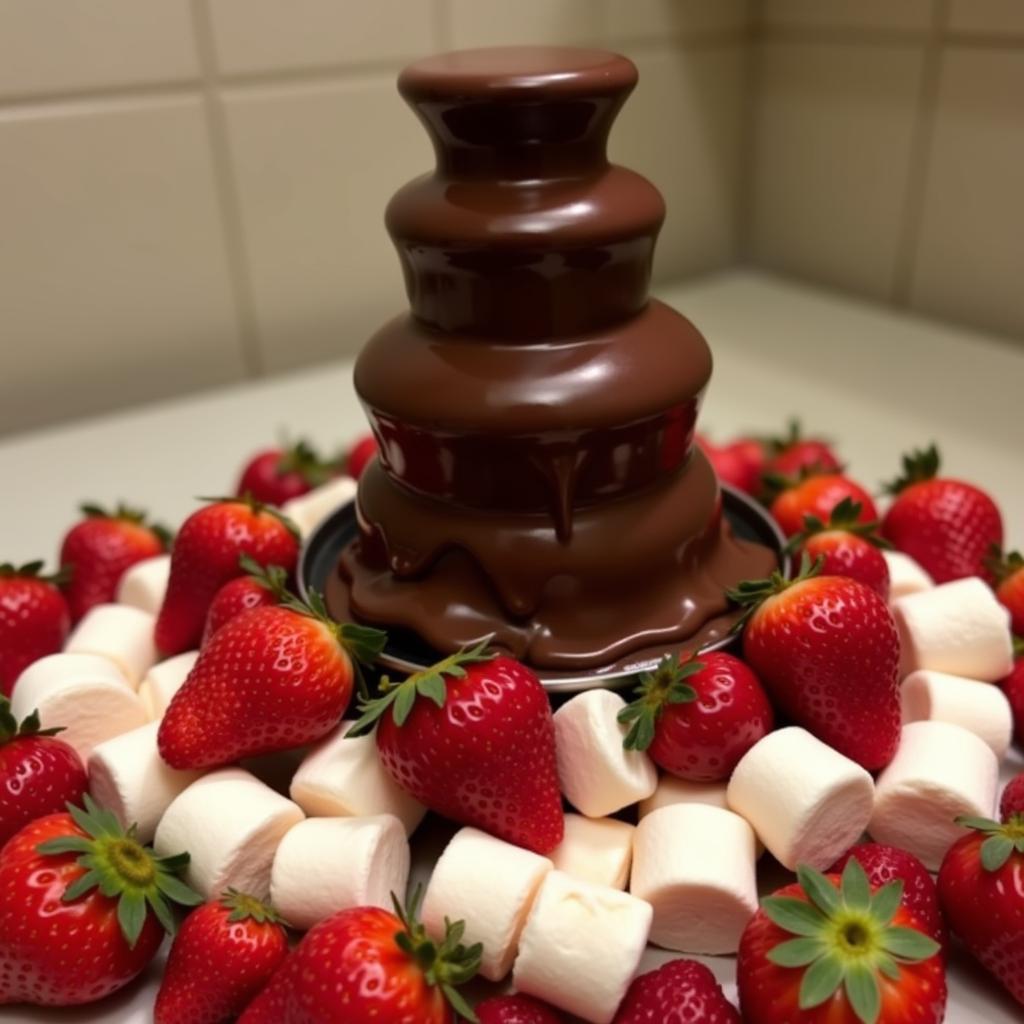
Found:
955,815 -> 1024,872
882,444 -> 940,496
0,696 -> 66,746
726,555 -> 824,636
617,653 -> 703,752
221,888 -> 287,926
784,498 -> 892,556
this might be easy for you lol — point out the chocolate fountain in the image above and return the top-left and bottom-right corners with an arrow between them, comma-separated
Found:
323,47 -> 779,677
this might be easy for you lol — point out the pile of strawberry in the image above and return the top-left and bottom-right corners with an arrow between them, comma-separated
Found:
0,421 -> 1022,1024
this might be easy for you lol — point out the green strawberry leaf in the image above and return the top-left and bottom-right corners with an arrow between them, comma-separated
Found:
796,865 -> 841,916
844,964 -> 882,1024
761,896 -> 829,937
766,936 -> 826,967
869,880 -> 904,926
879,926 -> 940,961
799,953 -> 844,1009
840,857 -> 872,911
118,889 -> 147,948
981,834 -> 1015,872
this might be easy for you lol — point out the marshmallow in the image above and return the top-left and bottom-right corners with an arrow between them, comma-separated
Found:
726,727 -> 874,871
155,768 -> 303,899
883,550 -> 934,602
270,815 -> 409,932
894,578 -> 1013,682
513,870 -> 652,1024
138,651 -> 199,720
548,814 -> 634,891
65,603 -> 157,688
289,720 -> 426,835
423,827 -> 552,982
553,690 -> 657,817
280,476 -> 357,539
902,670 -> 1012,759
115,554 -> 171,615
87,721 -> 202,842
869,720 -> 998,871
631,804 -> 758,954
11,653 -> 147,760
638,776 -> 729,819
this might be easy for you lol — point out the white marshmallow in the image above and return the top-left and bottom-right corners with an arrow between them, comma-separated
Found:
280,476 -> 357,539
513,870 -> 652,1024
11,653 -> 147,760
155,768 -> 304,899
870,720 -> 998,871
87,721 -> 202,842
630,804 -> 758,954
288,720 -> 426,835
423,827 -> 552,982
553,690 -> 657,817
138,651 -> 199,720
65,603 -> 157,688
115,554 -> 171,615
638,776 -> 729,819
548,814 -> 634,891
883,550 -> 934,602
894,577 -> 1013,682
270,815 -> 409,932
902,670 -> 1012,759
726,727 -> 874,871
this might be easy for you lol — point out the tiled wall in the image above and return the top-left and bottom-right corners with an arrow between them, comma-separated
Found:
747,0 -> 1024,341
0,0 -> 750,436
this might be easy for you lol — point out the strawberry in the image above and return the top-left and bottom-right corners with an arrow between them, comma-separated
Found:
1000,773 -> 1024,821
155,497 -> 299,655
770,474 -> 878,538
613,957 -> 739,1023
738,859 -> 945,1024
0,795 -> 200,1006
988,547 -> 1024,635
618,651 -> 773,782
236,439 -> 335,507
158,592 -> 385,770
698,434 -> 766,495
346,432 -> 378,481
0,561 -> 70,697
881,445 -> 1003,584
351,640 -> 564,854
1001,643 -> 1024,748
238,891 -> 480,1024
477,994 -> 566,1023
938,815 -> 1024,1006
764,420 -> 842,480
0,699 -> 87,848
729,562 -> 901,770
155,889 -> 289,1024
786,498 -> 892,600
59,503 -> 170,622
201,555 -> 290,645
829,843 -> 946,948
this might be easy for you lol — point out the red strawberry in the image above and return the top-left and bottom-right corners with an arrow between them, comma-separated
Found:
618,651 -> 773,782
786,497 -> 891,600
201,555 -> 290,645
881,445 -> 1003,584
730,563 -> 901,770
764,421 -> 842,480
988,548 -> 1024,635
771,474 -> 878,538
0,561 -> 70,697
155,889 -> 289,1024
1000,772 -> 1024,822
477,994 -> 566,1023
351,640 -> 564,854
59,503 -> 170,623
738,860 -> 945,1024
159,593 -> 385,770
1002,645 -> 1024,748
155,497 -> 299,655
0,796 -> 200,1006
699,434 -> 766,495
238,892 -> 479,1024
938,815 -> 1024,1006
0,699 -> 87,849
346,433 -> 378,481
829,843 -> 946,948
236,440 -> 335,507
613,957 -> 739,1023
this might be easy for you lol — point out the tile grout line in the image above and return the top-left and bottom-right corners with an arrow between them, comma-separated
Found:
188,0 -> 265,380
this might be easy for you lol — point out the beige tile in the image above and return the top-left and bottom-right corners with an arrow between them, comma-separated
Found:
0,98 -> 245,437
948,0 -> 1024,36
223,77 -> 432,373
207,0 -> 440,76
748,40 -> 925,301
611,44 -> 745,281
607,0 -> 749,41
909,48 -> 1024,340
0,0 -> 199,99
760,0 -> 934,32
448,0 -> 604,49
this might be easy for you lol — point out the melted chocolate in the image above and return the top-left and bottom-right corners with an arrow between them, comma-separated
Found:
328,46 -> 777,669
